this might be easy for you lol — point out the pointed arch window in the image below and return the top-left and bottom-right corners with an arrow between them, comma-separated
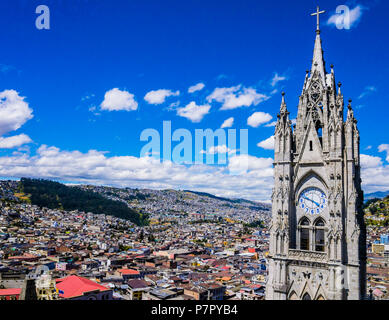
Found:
314,218 -> 325,252
299,217 -> 310,251
302,293 -> 312,300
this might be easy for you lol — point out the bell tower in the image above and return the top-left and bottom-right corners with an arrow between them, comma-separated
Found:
266,7 -> 366,300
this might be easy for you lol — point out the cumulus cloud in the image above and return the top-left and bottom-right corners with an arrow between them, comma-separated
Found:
221,117 -> 234,129
144,89 -> 179,105
176,101 -> 210,123
247,112 -> 272,128
101,88 -> 138,111
188,83 -> 205,94
360,154 -> 382,168
207,85 -> 269,110
3,144 -> 389,200
257,135 -> 275,150
327,4 -> 366,29
360,153 -> 389,193
0,144 -> 275,201
271,73 -> 287,87
378,144 -> 389,162
228,154 -> 274,177
0,90 -> 33,136
201,145 -> 236,155
0,134 -> 32,149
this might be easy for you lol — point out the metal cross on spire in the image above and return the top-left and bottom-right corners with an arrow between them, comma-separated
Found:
311,6 -> 325,33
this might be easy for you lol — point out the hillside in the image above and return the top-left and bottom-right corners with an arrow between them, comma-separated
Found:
364,196 -> 389,227
80,185 -> 271,225
183,190 -> 269,210
17,178 -> 148,226
0,178 -> 271,226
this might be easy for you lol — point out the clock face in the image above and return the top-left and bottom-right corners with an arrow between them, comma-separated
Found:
299,187 -> 327,215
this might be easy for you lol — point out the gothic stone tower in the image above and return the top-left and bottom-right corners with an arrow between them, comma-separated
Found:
266,8 -> 366,300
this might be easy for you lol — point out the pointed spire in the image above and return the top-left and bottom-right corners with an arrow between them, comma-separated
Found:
280,91 -> 287,114
337,82 -> 342,95
310,6 -> 326,82
311,30 -> 326,81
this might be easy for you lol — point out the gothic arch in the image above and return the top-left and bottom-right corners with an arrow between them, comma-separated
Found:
313,284 -> 327,301
298,280 -> 314,299
313,216 -> 326,226
299,217 -> 311,251
288,290 -> 298,300
294,169 -> 328,199
302,293 -> 312,300
299,216 -> 311,225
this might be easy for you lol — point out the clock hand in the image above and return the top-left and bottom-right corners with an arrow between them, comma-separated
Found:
302,195 -> 320,207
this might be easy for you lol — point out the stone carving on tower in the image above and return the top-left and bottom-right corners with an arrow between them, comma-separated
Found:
266,7 -> 366,300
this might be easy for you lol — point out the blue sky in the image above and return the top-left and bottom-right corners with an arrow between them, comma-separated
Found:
0,0 -> 388,201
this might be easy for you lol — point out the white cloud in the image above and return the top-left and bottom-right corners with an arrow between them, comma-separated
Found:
378,144 -> 389,162
358,86 -> 377,99
257,135 -> 275,150
271,73 -> 287,87
0,90 -> 33,136
221,117 -> 234,129
101,88 -> 138,111
360,154 -> 383,168
360,153 -> 389,193
164,101 -> 181,112
327,5 -> 366,29
4,145 -> 389,201
0,134 -> 32,149
201,145 -> 236,155
176,101 -> 210,123
144,89 -> 179,105
188,83 -> 205,94
207,85 -> 269,110
228,154 -> 274,176
0,144 -> 275,201
265,121 -> 277,127
247,112 -> 272,128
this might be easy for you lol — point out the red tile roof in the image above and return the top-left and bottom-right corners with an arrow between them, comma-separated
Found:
118,268 -> 140,275
0,288 -> 22,296
56,275 -> 110,299
7,253 -> 37,260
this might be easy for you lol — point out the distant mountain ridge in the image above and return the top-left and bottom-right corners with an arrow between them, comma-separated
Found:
364,190 -> 389,201
183,190 -> 269,209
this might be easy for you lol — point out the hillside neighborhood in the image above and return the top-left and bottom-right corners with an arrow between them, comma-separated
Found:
0,180 -> 387,300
